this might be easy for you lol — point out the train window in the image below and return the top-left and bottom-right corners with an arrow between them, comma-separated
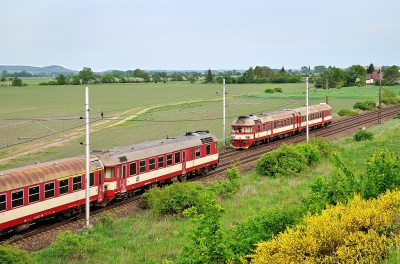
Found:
90,172 -> 95,186
263,123 -> 266,131
12,190 -> 23,208
130,162 -> 137,176
45,182 -> 55,199
59,179 -> 69,195
166,154 -> 172,166
73,176 -> 82,191
0,194 -> 6,211
140,160 -> 146,173
29,186 -> 40,203
206,145 -> 211,155
149,158 -> 155,171
257,125 -> 260,132
105,168 -> 114,179
158,156 -> 164,169
175,152 -> 180,163
274,122 -> 277,128
195,147 -> 200,158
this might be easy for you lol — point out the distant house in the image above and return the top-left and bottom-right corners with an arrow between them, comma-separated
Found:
366,72 -> 381,84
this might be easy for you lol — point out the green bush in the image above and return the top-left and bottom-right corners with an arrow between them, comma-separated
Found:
141,182 -> 213,216
208,165 -> 241,198
273,87 -> 283,93
256,144 -> 307,177
338,109 -> 358,116
364,100 -> 376,110
353,130 -> 374,142
296,142 -> 320,166
0,245 -> 33,264
308,137 -> 333,158
264,88 -> 275,93
34,231 -> 98,262
353,101 -> 366,110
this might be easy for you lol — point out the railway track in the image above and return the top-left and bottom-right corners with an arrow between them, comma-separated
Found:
6,105 -> 400,252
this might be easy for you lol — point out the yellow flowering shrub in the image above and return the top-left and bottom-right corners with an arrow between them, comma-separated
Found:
247,190 -> 400,264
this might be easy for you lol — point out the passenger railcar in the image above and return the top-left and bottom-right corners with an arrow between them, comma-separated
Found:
92,130 -> 219,204
0,130 -> 219,235
230,103 -> 332,149
0,156 -> 104,235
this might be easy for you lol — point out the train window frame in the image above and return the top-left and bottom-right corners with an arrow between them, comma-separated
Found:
130,162 -> 137,176
149,158 -> 155,171
174,152 -> 180,163
28,186 -> 40,204
140,160 -> 146,173
90,172 -> 95,186
99,171 -> 103,185
166,154 -> 172,166
73,176 -> 82,191
158,156 -> 164,169
206,145 -> 211,155
12,190 -> 24,208
263,123 -> 266,131
0,193 -> 6,211
45,182 -> 55,199
59,179 -> 69,195
195,147 -> 200,159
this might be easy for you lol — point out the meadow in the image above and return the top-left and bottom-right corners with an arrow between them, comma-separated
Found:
1,81 -> 399,169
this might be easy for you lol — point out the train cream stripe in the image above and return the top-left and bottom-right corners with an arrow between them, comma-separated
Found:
123,154 -> 218,186
231,135 -> 254,139
1,187 -> 98,223
255,131 -> 270,139
273,125 -> 294,134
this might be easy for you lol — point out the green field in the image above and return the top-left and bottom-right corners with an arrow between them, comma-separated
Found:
1,81 -> 399,168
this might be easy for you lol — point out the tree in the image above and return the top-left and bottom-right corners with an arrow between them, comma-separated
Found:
206,69 -> 213,83
367,63 -> 375,74
12,77 -> 23,86
301,66 -> 309,74
314,65 -> 326,73
152,72 -> 161,83
57,74 -> 66,85
382,88 -> 398,105
131,68 -> 150,82
243,67 -> 255,83
78,67 -> 96,84
0,77 -> 6,82
345,65 -> 367,86
383,65 -> 400,83
279,66 -> 285,73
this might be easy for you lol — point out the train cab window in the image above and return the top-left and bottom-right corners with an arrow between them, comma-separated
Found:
90,172 -> 95,186
206,145 -> 211,155
140,160 -> 146,173
59,179 -> 69,195
158,156 -> 164,169
73,176 -> 82,191
105,168 -> 114,179
29,186 -> 40,203
0,194 -> 6,211
130,162 -> 137,176
175,152 -> 181,163
45,182 -> 55,199
149,158 -> 155,171
167,154 -> 172,166
195,147 -> 200,158
12,190 -> 23,208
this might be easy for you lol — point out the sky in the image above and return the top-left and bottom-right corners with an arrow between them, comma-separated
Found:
2,0 -> 399,72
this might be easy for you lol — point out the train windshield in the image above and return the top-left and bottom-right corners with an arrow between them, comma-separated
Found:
232,126 -> 252,132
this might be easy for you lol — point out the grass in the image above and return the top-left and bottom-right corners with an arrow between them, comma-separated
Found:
1,82 -> 399,168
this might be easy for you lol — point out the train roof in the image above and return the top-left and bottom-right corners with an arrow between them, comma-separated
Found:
92,130 -> 218,166
293,103 -> 332,115
0,156 -> 103,192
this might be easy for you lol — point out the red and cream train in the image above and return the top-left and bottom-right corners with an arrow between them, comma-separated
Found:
230,103 -> 332,149
0,130 -> 219,235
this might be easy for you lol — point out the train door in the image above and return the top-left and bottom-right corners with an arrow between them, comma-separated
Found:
97,170 -> 104,202
182,151 -> 186,175
120,165 -> 127,193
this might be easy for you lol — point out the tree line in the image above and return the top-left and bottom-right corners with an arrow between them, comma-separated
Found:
1,64 -> 399,87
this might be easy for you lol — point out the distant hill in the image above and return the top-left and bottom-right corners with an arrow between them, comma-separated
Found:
0,65 -> 78,75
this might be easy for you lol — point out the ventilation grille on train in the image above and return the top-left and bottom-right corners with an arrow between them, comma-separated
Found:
201,137 -> 214,144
